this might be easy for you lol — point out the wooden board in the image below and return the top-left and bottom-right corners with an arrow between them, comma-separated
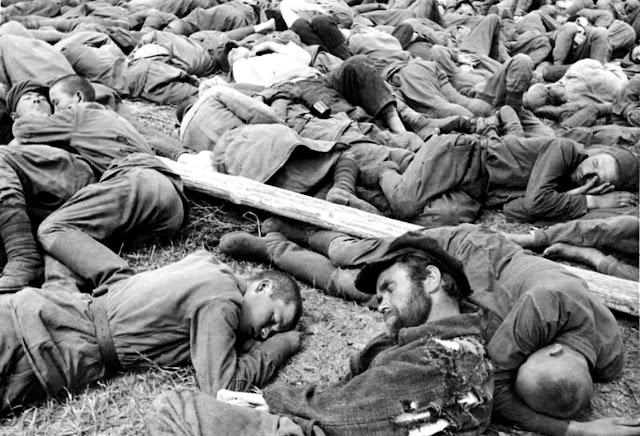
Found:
161,158 -> 639,316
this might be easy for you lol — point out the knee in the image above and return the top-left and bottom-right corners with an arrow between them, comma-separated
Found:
484,13 -> 501,27
310,13 -> 335,30
290,17 -> 312,33
509,53 -> 534,72
36,218 -> 61,251
590,26 -> 609,42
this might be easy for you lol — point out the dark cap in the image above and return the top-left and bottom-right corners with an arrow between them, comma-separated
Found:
354,231 -> 472,299
219,40 -> 240,73
605,147 -> 639,191
593,146 -> 639,191
6,79 -> 49,113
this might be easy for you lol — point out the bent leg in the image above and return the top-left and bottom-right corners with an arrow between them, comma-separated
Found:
533,216 -> 639,255
265,233 -> 373,304
38,166 -> 184,251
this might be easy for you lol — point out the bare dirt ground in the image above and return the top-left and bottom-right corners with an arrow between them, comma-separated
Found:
0,100 -> 637,435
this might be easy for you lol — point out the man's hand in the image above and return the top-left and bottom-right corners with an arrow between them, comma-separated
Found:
458,52 -> 480,67
177,151 -> 216,171
566,175 -> 615,195
586,191 -> 639,209
567,418 -> 640,436
277,330 -> 302,353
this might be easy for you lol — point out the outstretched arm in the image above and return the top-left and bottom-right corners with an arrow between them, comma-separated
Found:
191,300 -> 300,395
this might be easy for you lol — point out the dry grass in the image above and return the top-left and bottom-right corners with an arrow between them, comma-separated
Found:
0,100 -> 637,435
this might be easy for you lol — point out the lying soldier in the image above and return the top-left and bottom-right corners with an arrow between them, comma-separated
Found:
0,249 -> 302,417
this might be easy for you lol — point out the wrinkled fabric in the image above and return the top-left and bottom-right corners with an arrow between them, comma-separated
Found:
37,153 -> 187,251
265,313 -> 492,436
12,102 -> 152,177
0,34 -> 74,87
531,216 -> 639,281
147,390 -> 325,436
1,251 -> 295,414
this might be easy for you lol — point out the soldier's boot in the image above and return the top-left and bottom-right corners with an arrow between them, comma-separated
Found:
219,231 -> 271,263
0,207 -> 42,292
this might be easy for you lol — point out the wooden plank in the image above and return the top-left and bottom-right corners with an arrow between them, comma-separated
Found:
161,158 -> 640,316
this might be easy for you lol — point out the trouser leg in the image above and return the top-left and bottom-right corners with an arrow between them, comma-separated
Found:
0,147 -> 94,292
0,207 -> 42,292
0,305 -> 47,417
135,60 -> 199,105
598,256 -> 639,281
585,27 -> 611,63
560,106 -> 600,129
38,167 -> 184,252
265,233 -> 373,303
378,134 -> 483,220
310,15 -> 351,60
44,229 -> 135,297
38,168 -> 182,293
146,390 -> 311,436
290,18 -> 323,45
459,14 -> 501,60
477,53 -> 533,113
534,216 -> 639,255
328,55 -> 395,118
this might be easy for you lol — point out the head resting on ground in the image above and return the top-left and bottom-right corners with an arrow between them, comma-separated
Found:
239,269 -> 302,341
355,232 -> 471,337
515,343 -> 593,418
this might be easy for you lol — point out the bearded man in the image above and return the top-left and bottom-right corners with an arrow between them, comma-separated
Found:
146,231 -> 494,436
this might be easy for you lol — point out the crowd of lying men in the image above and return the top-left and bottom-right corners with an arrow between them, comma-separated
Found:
0,0 -> 639,434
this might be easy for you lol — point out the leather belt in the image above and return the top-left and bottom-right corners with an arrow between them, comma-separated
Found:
90,295 -> 122,375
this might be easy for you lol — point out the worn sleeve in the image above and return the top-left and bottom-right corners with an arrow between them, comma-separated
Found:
190,300 -> 295,395
12,110 -> 74,146
503,141 -> 588,222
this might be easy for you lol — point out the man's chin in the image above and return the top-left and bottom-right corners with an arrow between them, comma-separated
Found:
384,314 -> 402,339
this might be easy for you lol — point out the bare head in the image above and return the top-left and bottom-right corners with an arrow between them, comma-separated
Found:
239,269 -> 302,340
523,83 -> 551,111
515,343 -> 593,418
49,74 -> 96,112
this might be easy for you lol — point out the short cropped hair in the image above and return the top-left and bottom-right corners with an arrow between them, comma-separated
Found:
50,74 -> 96,102
250,269 -> 303,327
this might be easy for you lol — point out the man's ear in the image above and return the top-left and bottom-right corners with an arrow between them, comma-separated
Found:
257,279 -> 273,295
423,265 -> 441,294
76,90 -> 84,103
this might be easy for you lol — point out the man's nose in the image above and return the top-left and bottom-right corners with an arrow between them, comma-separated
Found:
378,297 -> 390,313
